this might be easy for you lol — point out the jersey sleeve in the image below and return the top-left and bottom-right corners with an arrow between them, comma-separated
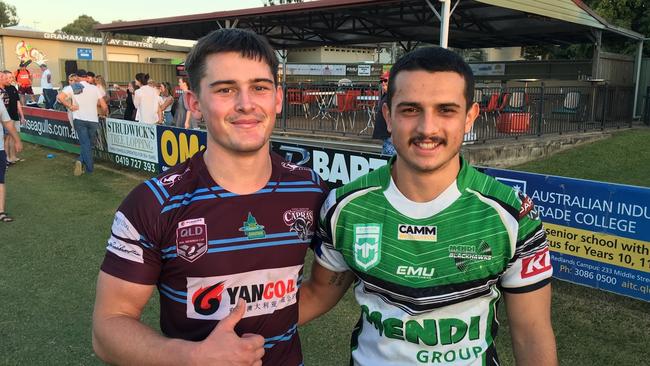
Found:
313,189 -> 351,273
0,102 -> 10,122
100,181 -> 164,285
500,193 -> 553,293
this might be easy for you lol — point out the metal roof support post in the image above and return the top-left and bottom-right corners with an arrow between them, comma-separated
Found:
101,32 -> 110,82
279,49 -> 288,130
591,30 -> 602,79
632,39 -> 645,119
439,0 -> 451,48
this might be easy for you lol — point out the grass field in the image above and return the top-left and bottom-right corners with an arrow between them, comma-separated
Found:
1,128 -> 649,365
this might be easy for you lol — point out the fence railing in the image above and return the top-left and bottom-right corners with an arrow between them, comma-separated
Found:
278,82 -> 635,143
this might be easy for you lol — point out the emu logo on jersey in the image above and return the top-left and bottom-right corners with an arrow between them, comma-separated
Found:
353,224 -> 382,270
398,224 -> 437,242
176,218 -> 208,262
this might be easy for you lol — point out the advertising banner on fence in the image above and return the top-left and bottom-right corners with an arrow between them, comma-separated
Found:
271,140 -> 388,187
483,167 -> 650,302
95,118 -> 159,173
157,126 -> 207,172
20,107 -> 79,153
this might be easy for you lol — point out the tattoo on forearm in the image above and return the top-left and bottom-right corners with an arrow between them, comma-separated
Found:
328,273 -> 346,287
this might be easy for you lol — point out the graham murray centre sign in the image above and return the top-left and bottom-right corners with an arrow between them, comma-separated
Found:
43,32 -> 154,49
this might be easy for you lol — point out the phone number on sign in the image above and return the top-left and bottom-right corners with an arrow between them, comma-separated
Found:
114,155 -> 156,173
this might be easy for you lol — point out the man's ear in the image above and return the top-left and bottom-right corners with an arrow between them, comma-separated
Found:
382,102 -> 392,134
185,90 -> 202,121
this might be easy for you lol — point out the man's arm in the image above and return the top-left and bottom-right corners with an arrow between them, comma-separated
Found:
56,91 -> 77,111
1,120 -> 22,153
93,271 -> 265,366
17,101 -> 25,123
98,97 -> 108,117
299,261 -> 355,325
504,283 -> 558,366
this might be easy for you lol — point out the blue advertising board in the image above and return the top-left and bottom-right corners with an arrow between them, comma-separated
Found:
482,167 -> 650,302
77,48 -> 93,60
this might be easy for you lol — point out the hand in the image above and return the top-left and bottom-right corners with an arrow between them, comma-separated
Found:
191,299 -> 265,366
14,139 -> 23,153
69,105 -> 79,111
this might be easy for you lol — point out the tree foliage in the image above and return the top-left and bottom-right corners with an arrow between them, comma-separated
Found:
0,1 -> 19,28
58,15 -> 151,42
523,0 -> 650,59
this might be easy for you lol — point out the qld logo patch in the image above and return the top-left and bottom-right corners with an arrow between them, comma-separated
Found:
186,265 -> 302,320
353,224 -> 382,270
176,218 -> 208,262
283,208 -> 314,241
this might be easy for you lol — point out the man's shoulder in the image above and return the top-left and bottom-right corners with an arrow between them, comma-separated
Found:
461,163 -> 522,215
336,163 -> 388,200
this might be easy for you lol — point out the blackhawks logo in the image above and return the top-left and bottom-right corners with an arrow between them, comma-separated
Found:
353,224 -> 382,270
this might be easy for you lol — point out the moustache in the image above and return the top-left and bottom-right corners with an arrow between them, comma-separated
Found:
409,135 -> 446,146
225,113 -> 266,123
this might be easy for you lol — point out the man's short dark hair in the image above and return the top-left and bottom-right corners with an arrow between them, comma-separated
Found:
387,47 -> 475,110
185,28 -> 278,95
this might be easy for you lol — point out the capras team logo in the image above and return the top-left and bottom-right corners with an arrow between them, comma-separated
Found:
521,247 -> 552,278
397,224 -> 437,242
176,218 -> 208,262
283,208 -> 314,241
192,281 -> 225,316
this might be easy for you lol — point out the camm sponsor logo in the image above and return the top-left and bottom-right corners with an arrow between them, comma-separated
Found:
398,224 -> 437,242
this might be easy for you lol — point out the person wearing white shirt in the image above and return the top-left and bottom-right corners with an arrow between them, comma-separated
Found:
57,69 -> 108,176
133,73 -> 160,124
39,64 -> 56,109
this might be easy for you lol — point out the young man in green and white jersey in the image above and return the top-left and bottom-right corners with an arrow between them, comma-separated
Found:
299,47 -> 558,366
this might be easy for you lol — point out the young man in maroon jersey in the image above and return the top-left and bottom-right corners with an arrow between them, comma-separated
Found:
92,28 -> 328,366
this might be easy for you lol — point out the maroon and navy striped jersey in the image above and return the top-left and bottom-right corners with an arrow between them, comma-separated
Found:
101,151 -> 328,365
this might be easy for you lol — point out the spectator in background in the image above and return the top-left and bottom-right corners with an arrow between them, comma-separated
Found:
1,70 -> 25,166
133,73 -> 159,124
57,73 -> 80,124
87,71 -> 97,85
158,82 -> 174,126
371,70 -> 395,155
174,76 -> 194,128
0,99 -> 22,222
40,64 -> 56,109
57,69 -> 107,176
111,81 -> 138,121
15,61 -> 36,105
95,75 -> 110,117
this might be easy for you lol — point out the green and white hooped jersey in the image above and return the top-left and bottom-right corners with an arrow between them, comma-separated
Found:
315,157 -> 552,366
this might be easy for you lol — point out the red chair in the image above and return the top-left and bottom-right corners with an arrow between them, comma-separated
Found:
287,88 -> 309,119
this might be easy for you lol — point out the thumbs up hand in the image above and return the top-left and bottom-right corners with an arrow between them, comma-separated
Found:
190,298 -> 265,365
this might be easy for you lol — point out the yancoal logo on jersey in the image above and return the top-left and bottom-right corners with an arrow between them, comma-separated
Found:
521,247 -> 552,278
397,224 -> 437,242
283,208 -> 314,241
353,224 -> 382,270
192,281 -> 225,315
176,218 -> 208,262
186,265 -> 302,320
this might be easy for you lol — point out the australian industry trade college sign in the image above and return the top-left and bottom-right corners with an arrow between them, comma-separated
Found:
22,107 -> 650,302
483,168 -> 650,302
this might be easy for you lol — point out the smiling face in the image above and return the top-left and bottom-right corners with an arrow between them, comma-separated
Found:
186,51 -> 282,156
383,70 -> 479,180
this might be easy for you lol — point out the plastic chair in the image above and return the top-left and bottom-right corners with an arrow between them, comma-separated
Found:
287,88 -> 309,119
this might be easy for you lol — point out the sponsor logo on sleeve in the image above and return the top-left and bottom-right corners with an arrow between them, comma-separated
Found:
397,224 -> 437,242
176,218 -> 208,262
353,224 -> 382,270
517,192 -> 539,220
283,208 -> 314,241
520,247 -> 552,278
107,237 -> 144,263
186,265 -> 302,320
111,211 -> 140,240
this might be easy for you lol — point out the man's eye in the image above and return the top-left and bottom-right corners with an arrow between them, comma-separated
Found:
216,88 -> 233,94
401,107 -> 419,114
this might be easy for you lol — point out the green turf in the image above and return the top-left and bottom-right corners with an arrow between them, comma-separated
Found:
1,130 -> 649,365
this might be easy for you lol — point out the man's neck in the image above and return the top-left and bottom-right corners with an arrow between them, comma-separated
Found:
203,142 -> 273,195
391,155 -> 462,203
